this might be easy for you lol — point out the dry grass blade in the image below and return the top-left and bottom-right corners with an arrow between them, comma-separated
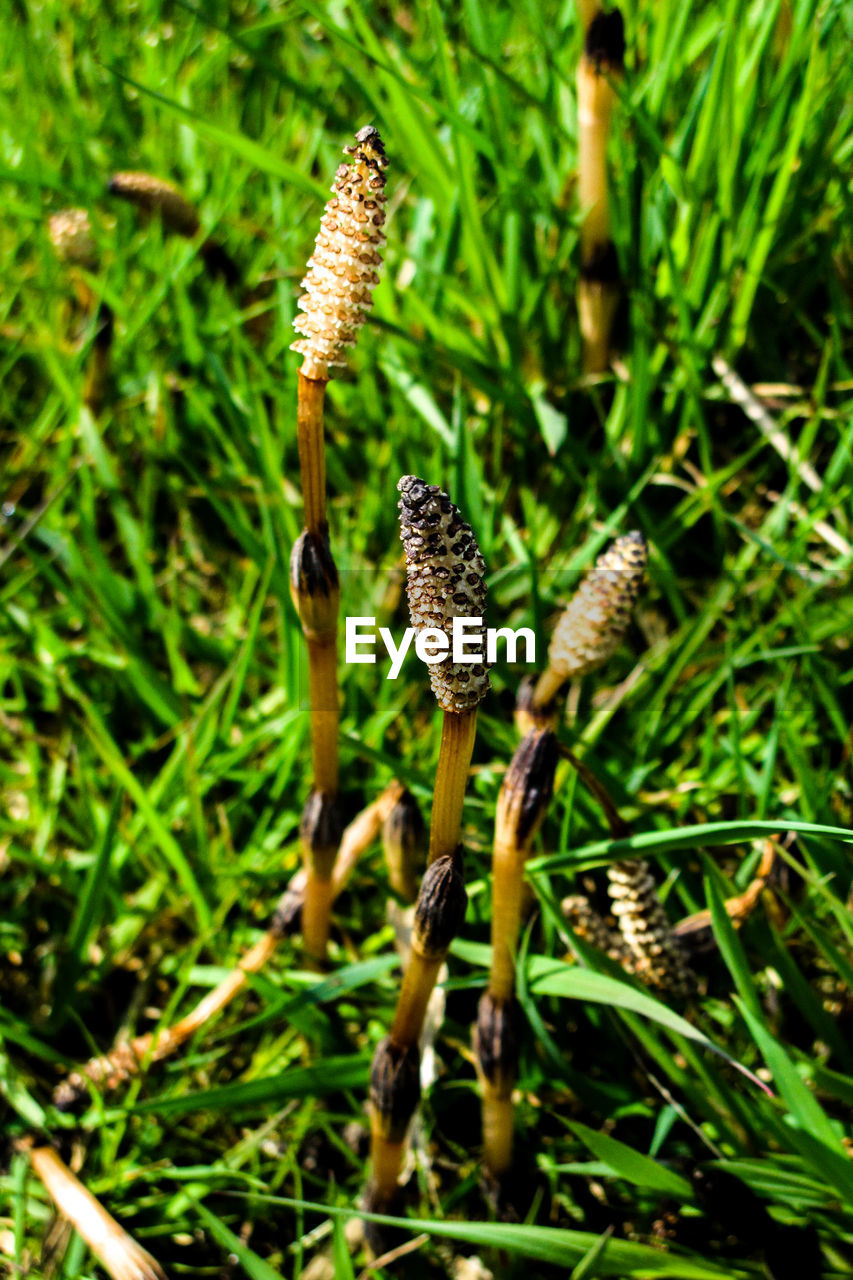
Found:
23,1144 -> 167,1280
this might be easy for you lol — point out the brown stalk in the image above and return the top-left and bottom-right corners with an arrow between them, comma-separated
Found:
428,707 -> 479,863
366,477 -> 490,1219
289,126 -> 389,962
53,783 -> 401,1110
576,7 -> 625,372
21,1142 -> 167,1280
476,729 -> 558,1177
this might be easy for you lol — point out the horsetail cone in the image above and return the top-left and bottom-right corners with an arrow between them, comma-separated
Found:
534,531 -> 646,708
108,171 -> 201,237
49,209 -> 96,268
291,125 -> 388,381
397,475 -> 490,713
608,859 -> 694,998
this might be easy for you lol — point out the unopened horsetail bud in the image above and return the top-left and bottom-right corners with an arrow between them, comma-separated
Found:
585,7 -> 625,73
291,125 -> 388,381
369,1037 -> 421,1143
495,728 -> 559,852
300,790 -> 344,881
108,171 -> 201,237
475,992 -> 521,1098
397,475 -> 490,715
412,848 -> 468,959
476,992 -> 523,1178
383,787 -> 426,902
290,529 -> 340,641
534,531 -> 646,709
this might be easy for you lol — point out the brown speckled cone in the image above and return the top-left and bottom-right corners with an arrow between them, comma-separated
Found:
607,860 -> 694,998
397,475 -> 490,713
49,208 -> 96,267
108,171 -> 200,237
291,125 -> 388,380
548,531 -> 646,680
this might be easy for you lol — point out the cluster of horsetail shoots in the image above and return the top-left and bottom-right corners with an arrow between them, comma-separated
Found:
289,126 -> 388,961
21,1142 -> 166,1280
54,782 -> 402,1110
48,208 -> 113,415
367,478 -> 489,1216
577,5 -> 624,372
530,530 -> 647,715
476,728 -> 558,1177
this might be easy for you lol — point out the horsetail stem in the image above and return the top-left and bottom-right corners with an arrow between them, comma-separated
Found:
577,6 -> 625,372
533,530 -> 646,712
287,129 -> 389,961
290,525 -> 341,960
429,709 -> 479,862
477,729 -> 557,1177
299,790 -> 345,961
367,478 -> 489,1213
475,991 -> 522,1177
53,783 -> 402,1110
382,787 -> 426,903
488,729 -> 559,1003
290,530 -> 340,793
370,846 -> 468,1205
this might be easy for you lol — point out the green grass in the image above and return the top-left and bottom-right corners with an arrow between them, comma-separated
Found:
2,0 -> 852,1275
